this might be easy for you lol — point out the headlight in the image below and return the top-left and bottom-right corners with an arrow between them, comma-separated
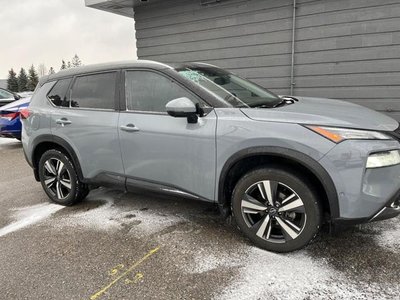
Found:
366,150 -> 400,168
306,126 -> 391,143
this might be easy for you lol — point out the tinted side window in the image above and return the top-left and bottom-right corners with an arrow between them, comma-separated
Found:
126,71 -> 199,112
71,72 -> 116,109
47,78 -> 71,107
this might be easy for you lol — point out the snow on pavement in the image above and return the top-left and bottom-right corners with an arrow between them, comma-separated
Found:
52,189 -> 184,236
214,247 -> 374,300
1,187 -> 398,299
0,203 -> 63,237
0,138 -> 19,146
371,218 -> 400,252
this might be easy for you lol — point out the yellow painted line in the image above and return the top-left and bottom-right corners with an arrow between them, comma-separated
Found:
90,246 -> 161,300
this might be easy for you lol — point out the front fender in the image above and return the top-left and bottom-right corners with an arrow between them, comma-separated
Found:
217,146 -> 340,219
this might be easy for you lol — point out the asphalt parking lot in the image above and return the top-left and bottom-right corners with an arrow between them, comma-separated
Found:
0,138 -> 399,300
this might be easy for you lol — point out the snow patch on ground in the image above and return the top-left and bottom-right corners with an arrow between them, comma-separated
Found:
53,190 -> 183,236
129,210 -> 183,236
373,217 -> 400,251
0,138 -> 19,146
184,252 -> 240,274
214,246 -> 379,300
54,197 -> 122,232
0,203 -> 63,237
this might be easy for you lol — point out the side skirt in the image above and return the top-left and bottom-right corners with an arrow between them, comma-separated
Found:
83,172 -> 213,203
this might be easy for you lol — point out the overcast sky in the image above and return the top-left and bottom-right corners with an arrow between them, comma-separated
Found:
0,0 -> 136,78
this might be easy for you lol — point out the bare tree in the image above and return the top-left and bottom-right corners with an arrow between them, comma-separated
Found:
37,63 -> 47,77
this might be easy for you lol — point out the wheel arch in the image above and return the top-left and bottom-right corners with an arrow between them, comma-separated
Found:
31,135 -> 84,182
218,146 -> 339,221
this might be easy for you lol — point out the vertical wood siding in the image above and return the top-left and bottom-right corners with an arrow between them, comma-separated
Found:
135,0 -> 400,119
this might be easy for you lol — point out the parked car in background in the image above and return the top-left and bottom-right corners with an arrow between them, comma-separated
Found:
17,91 -> 34,98
0,88 -> 21,107
0,97 -> 31,140
21,61 -> 400,252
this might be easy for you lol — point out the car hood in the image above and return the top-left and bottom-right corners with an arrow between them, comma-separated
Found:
240,96 -> 399,131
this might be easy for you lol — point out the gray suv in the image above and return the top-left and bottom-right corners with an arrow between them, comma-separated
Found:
22,61 -> 400,252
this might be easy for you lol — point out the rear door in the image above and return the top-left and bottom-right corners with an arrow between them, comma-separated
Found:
49,71 -> 124,181
118,69 -> 217,201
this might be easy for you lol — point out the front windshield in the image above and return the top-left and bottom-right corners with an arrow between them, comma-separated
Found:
0,89 -> 14,100
177,66 -> 281,108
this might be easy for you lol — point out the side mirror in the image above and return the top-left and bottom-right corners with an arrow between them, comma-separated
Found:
13,93 -> 21,100
166,97 -> 198,123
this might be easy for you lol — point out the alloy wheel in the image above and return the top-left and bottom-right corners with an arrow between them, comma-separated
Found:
43,158 -> 72,200
241,180 -> 306,243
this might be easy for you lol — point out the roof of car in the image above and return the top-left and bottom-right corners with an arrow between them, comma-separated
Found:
39,60 -> 175,84
39,60 -> 223,86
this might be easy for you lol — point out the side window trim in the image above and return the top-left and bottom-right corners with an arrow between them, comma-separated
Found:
69,70 -> 119,111
122,68 -> 207,115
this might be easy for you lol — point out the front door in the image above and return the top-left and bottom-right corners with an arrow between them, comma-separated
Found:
118,70 -> 217,201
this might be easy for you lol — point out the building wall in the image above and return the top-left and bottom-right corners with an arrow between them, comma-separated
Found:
0,80 -> 6,89
134,0 -> 400,119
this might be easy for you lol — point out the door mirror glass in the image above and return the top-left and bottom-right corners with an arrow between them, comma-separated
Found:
166,97 -> 198,123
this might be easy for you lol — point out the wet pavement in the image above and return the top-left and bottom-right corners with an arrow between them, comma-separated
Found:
0,138 -> 399,299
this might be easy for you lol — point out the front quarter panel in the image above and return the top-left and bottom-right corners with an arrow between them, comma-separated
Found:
214,108 -> 337,199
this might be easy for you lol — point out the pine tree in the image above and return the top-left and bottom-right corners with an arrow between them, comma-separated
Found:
27,65 -> 39,91
67,61 -> 72,69
71,54 -> 82,68
48,67 -> 55,75
60,60 -> 67,70
7,69 -> 18,92
17,68 -> 28,92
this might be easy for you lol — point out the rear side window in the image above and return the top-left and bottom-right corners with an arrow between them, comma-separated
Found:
47,78 -> 71,107
70,72 -> 116,109
125,71 -> 199,112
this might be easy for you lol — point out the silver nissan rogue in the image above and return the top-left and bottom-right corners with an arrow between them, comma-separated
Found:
22,61 -> 400,252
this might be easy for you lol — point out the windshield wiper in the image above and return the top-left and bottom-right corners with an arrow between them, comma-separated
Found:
280,95 -> 299,102
272,98 -> 287,108
271,96 -> 299,108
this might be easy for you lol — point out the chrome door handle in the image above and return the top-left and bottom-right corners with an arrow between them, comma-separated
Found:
120,124 -> 140,132
56,118 -> 72,126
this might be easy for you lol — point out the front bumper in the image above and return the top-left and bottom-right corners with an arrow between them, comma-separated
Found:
333,190 -> 400,226
319,139 -> 400,224
369,191 -> 400,222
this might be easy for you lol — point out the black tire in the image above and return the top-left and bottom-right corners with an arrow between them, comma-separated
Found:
38,149 -> 88,206
231,167 -> 322,253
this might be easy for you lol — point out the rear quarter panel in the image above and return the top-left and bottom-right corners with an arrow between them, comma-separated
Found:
22,81 -> 56,164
